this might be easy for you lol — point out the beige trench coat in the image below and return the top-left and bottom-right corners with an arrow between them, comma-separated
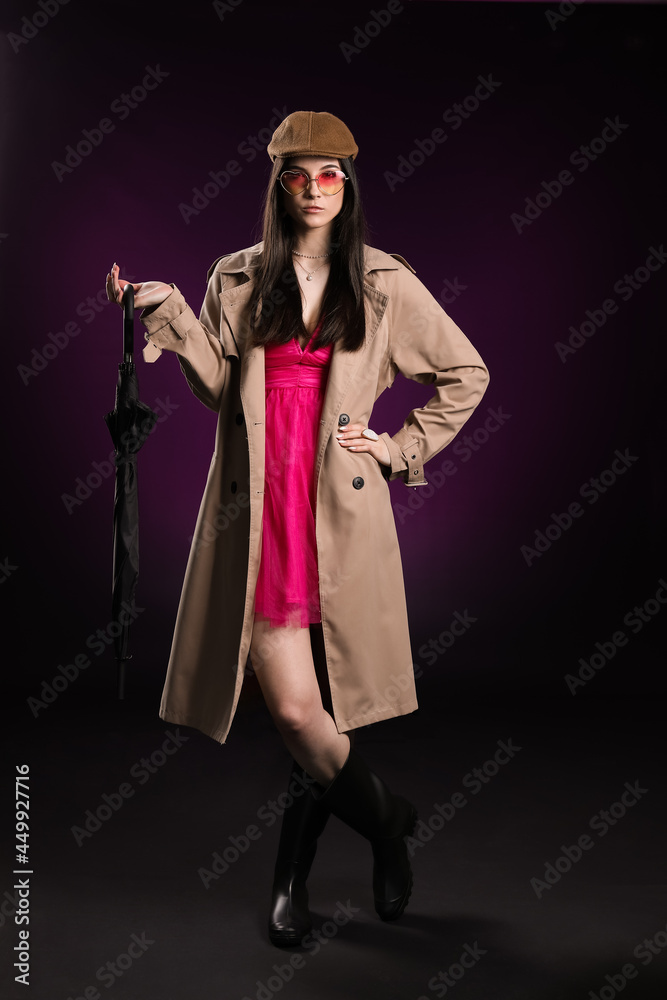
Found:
141,243 -> 489,743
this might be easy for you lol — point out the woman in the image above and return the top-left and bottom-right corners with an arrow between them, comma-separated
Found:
106,110 -> 489,947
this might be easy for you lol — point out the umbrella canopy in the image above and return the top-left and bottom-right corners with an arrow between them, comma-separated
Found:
104,286 -> 157,698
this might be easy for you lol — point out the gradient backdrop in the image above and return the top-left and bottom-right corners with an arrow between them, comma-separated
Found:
2,1 -> 666,998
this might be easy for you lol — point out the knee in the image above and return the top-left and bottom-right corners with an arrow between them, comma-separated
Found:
271,698 -> 318,739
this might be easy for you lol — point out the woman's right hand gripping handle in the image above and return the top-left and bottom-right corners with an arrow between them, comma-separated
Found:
105,263 -> 173,311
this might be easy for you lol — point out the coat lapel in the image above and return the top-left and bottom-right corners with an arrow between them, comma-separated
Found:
315,282 -> 389,474
218,244 -> 400,478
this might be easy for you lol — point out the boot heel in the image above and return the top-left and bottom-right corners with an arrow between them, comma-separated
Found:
374,802 -> 419,920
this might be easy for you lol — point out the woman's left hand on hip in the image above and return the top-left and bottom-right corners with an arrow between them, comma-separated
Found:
336,422 -> 391,467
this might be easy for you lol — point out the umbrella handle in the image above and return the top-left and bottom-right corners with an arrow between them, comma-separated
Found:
123,284 -> 135,363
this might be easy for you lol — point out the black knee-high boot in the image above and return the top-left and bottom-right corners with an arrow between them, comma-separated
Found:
269,761 -> 331,947
312,748 -> 417,921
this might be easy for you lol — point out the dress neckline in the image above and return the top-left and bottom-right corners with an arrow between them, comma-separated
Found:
297,317 -> 323,354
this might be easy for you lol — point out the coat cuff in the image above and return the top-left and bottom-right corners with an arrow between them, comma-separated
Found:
379,430 -> 428,487
140,285 -> 199,353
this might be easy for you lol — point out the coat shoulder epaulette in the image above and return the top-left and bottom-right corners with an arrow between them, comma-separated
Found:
388,253 -> 417,274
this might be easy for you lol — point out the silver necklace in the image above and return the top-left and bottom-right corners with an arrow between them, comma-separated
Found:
293,250 -> 331,259
293,255 -> 330,281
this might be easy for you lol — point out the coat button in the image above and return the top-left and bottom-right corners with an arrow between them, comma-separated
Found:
231,481 -> 238,494
352,476 -> 365,490
235,412 -> 244,425
338,413 -> 350,426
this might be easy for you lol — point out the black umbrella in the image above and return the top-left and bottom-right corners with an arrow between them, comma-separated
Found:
104,285 -> 157,698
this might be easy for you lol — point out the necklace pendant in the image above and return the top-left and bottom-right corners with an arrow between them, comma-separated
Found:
307,273 -> 313,280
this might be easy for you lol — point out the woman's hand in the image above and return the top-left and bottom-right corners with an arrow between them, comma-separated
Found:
336,422 -> 391,467
105,263 -> 173,311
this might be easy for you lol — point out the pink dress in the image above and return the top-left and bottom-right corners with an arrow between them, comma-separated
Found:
254,320 -> 333,628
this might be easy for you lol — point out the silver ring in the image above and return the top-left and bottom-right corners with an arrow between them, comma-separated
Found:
361,428 -> 379,441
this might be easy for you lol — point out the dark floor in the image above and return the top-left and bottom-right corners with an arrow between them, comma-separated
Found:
2,681 -> 665,1000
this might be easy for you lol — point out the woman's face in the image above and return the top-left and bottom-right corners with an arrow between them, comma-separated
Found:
280,156 -> 346,236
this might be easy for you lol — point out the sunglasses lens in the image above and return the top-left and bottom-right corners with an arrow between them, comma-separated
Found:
280,170 -> 346,195
318,170 -> 346,195
281,171 -> 308,195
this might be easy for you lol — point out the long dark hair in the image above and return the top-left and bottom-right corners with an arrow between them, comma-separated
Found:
248,155 -> 368,352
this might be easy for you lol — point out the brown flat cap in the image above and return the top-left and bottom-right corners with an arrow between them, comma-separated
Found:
267,110 -> 358,161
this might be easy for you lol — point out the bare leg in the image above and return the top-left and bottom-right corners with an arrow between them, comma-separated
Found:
253,620 -> 414,931
250,620 -> 350,785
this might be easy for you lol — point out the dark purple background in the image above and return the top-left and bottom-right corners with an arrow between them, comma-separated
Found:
3,0 -> 665,729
